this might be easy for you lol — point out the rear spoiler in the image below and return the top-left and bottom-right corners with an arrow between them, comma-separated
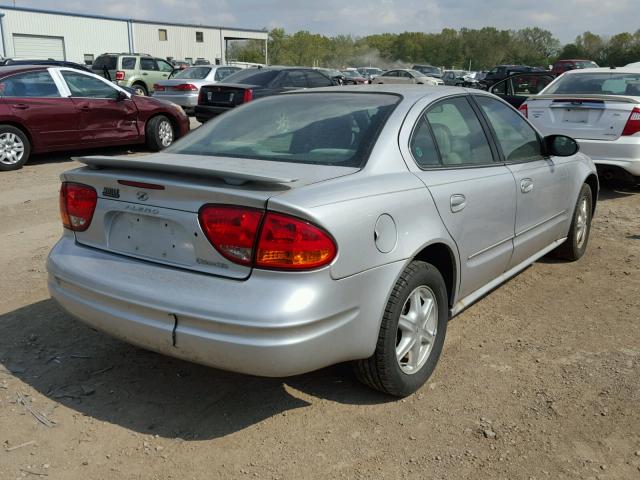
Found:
530,94 -> 639,104
74,155 -> 298,186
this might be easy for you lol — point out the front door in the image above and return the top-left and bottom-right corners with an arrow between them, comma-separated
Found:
0,69 -> 79,149
59,70 -> 139,144
473,95 -> 570,268
408,95 -> 517,299
490,74 -> 555,108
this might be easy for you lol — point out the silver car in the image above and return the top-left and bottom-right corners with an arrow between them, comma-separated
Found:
152,65 -> 241,113
374,69 -> 444,86
521,67 -> 640,182
48,86 -> 598,397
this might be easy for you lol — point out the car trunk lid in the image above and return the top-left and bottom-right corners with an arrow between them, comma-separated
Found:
64,153 -> 358,279
526,94 -> 639,141
198,84 -> 254,107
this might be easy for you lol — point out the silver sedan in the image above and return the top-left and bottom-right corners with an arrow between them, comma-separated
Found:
152,65 -> 241,114
48,85 -> 598,397
373,69 -> 444,86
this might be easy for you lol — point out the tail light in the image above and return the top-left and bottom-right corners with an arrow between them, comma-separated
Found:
59,183 -> 97,232
173,83 -> 198,91
198,89 -> 207,104
115,70 -> 125,81
518,103 -> 528,118
198,205 -> 337,270
243,89 -> 253,103
153,83 -> 165,91
256,212 -> 336,270
199,205 -> 263,266
622,107 -> 640,136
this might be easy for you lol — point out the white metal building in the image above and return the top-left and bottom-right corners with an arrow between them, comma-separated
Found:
0,5 -> 268,66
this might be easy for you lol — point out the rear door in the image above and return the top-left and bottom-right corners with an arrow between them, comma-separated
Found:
0,69 -> 78,148
58,70 -> 139,143
406,95 -> 517,300
474,95 -> 570,268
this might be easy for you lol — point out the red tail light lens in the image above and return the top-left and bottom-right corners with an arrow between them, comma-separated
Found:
153,83 -> 165,91
115,70 -> 125,81
173,83 -> 198,91
199,205 -> 263,266
198,206 -> 337,270
59,183 -> 97,232
622,107 -> 640,136
243,89 -> 253,103
256,213 -> 336,270
518,103 -> 528,118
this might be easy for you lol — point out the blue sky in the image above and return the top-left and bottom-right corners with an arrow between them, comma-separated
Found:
10,0 -> 638,43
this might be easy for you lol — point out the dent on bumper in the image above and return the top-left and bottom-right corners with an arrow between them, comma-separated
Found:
47,237 -> 403,377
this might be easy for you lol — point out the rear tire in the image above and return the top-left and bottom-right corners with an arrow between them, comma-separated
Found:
132,83 -> 148,96
0,125 -> 30,171
355,261 -> 448,397
554,183 -> 593,261
145,115 -> 175,151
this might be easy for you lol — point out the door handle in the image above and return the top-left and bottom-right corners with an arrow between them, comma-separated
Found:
142,72 -> 148,76
450,194 -> 466,213
12,103 -> 29,109
79,105 -> 90,112
520,178 -> 534,193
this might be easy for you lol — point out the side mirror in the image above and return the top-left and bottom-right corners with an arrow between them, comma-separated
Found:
116,90 -> 129,101
545,135 -> 579,157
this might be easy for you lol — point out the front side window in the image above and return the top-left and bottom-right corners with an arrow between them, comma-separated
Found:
423,96 -> 493,166
305,70 -> 333,88
281,71 -> 307,88
61,71 -> 119,99
510,75 -> 553,96
167,93 -> 400,167
0,71 -> 60,97
475,96 -> 542,162
157,59 -> 174,73
383,70 -> 398,77
140,58 -> 158,71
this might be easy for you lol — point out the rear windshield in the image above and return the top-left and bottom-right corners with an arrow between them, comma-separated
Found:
167,93 -> 401,167
544,72 -> 640,96
92,55 -> 117,70
173,67 -> 211,79
575,61 -> 599,69
221,69 -> 279,85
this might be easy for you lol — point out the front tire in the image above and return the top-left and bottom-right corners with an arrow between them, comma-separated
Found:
355,261 -> 448,397
145,115 -> 175,151
554,183 -> 593,261
0,125 -> 30,171
132,83 -> 148,96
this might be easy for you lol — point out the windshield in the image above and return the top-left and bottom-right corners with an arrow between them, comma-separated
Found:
575,61 -> 599,69
222,69 -> 279,85
167,93 -> 401,167
173,67 -> 211,79
544,72 -> 640,96
415,66 -> 441,75
342,71 -> 359,77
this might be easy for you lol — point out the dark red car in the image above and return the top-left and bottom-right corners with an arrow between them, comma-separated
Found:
0,65 -> 190,171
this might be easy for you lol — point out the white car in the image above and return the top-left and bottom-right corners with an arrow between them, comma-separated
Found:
373,69 -> 444,86
520,67 -> 640,182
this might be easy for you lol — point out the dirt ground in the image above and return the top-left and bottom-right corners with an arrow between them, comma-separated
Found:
1,146 -> 639,480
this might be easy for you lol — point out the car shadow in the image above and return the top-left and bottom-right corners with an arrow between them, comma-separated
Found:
28,145 -> 152,166
597,181 -> 640,201
0,299 -> 392,440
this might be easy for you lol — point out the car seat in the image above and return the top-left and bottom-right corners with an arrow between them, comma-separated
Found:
431,123 -> 463,165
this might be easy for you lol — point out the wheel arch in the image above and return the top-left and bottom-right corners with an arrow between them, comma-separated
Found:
0,121 -> 34,149
584,173 -> 599,215
412,241 -> 458,310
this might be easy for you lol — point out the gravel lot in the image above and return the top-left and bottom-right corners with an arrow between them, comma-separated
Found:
1,143 -> 639,479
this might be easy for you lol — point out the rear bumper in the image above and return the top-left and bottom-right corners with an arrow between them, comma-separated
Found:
194,105 -> 232,122
152,93 -> 198,109
577,137 -> 640,176
47,237 -> 402,377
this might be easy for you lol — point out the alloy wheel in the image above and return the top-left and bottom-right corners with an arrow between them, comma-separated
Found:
0,132 -> 25,165
396,285 -> 438,374
158,120 -> 174,147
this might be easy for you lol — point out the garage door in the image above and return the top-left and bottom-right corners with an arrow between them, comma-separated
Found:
13,34 -> 65,60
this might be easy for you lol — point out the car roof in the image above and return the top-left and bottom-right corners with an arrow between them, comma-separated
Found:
299,84 -> 476,102
0,64 -> 49,76
562,67 -> 640,75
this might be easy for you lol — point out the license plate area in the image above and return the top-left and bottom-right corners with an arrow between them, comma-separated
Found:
108,213 -> 196,265
563,109 -> 589,124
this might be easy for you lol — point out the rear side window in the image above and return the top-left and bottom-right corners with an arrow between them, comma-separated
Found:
280,71 -> 307,88
92,55 -> 117,70
475,96 -> 542,162
140,58 -> 158,71
423,97 -> 493,166
121,57 -> 136,70
167,93 -> 401,167
0,71 -> 60,97
222,69 -> 279,86
409,118 -> 440,167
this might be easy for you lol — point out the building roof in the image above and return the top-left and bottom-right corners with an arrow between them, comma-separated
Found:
0,4 -> 268,35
